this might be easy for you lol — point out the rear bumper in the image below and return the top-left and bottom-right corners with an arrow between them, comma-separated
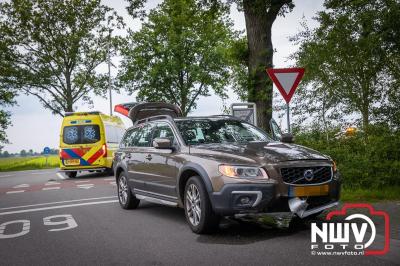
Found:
209,180 -> 341,217
59,167 -> 107,172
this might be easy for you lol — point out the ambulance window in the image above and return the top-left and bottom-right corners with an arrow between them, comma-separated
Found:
63,125 -> 100,145
82,125 -> 100,143
106,126 -> 126,144
63,126 -> 79,144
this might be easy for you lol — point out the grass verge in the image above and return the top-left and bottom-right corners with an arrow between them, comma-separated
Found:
0,156 -> 59,172
341,186 -> 400,202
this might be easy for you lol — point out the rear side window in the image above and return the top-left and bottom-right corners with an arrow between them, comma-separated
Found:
132,124 -> 153,147
63,125 -> 100,145
119,124 -> 153,148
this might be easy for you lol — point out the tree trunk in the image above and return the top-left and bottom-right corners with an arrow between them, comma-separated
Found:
243,0 -> 274,131
65,71 -> 74,113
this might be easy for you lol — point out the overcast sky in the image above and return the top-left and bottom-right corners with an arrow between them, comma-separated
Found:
3,0 -> 324,153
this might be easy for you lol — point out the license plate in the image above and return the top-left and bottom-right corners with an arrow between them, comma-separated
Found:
64,159 -> 80,166
290,185 -> 329,197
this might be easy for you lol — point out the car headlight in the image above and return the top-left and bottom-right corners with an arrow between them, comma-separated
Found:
218,165 -> 269,179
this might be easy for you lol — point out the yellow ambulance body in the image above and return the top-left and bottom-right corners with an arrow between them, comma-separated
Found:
59,111 -> 125,178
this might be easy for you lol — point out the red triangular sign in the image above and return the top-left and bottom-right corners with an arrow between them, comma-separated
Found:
266,68 -> 305,103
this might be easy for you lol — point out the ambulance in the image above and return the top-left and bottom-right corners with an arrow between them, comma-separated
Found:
59,111 -> 125,178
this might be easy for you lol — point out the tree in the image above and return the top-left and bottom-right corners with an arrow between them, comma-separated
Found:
0,87 -> 16,144
0,0 -> 124,116
291,0 -> 400,131
119,0 -> 236,116
240,0 -> 294,130
126,0 -> 294,128
20,149 -> 27,157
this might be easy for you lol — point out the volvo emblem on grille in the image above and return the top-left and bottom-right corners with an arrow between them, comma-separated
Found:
303,169 -> 314,181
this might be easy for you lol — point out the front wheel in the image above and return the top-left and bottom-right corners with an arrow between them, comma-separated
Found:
117,173 -> 140,209
184,176 -> 220,234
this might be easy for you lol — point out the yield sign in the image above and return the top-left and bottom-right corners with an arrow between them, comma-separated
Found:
266,68 -> 305,103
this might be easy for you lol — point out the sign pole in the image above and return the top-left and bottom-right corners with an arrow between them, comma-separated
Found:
286,103 -> 291,133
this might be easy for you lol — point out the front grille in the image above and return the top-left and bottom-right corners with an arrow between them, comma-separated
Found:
280,166 -> 332,185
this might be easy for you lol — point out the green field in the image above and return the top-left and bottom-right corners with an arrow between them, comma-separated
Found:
0,156 -> 59,172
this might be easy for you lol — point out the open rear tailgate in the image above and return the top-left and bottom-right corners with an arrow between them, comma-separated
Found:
114,102 -> 182,124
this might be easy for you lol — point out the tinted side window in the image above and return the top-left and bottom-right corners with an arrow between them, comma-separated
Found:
153,123 -> 175,143
132,124 -> 153,147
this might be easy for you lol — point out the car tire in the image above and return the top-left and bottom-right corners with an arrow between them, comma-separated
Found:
117,173 -> 140,209
66,171 -> 77,178
184,176 -> 220,234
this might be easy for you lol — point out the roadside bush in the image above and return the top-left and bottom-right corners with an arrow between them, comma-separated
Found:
294,124 -> 400,189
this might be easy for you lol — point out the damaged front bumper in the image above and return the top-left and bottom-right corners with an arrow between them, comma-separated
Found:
288,197 -> 339,218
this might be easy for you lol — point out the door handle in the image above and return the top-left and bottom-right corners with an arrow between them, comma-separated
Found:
145,154 -> 152,161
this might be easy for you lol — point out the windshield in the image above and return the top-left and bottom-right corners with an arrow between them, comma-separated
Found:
175,119 -> 272,145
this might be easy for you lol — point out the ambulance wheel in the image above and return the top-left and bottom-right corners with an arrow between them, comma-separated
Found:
66,171 -> 77,178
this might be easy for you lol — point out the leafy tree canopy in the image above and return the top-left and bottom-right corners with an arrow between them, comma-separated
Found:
291,0 -> 400,131
0,0 -> 124,116
119,0 -> 238,115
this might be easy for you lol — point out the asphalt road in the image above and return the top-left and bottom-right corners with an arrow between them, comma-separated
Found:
0,169 -> 399,266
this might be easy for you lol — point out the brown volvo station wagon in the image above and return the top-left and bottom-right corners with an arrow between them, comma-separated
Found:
113,103 -> 341,234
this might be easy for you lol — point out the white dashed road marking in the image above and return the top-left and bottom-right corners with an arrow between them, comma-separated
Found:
45,182 -> 60,186
42,187 -> 61,191
6,190 -> 25,194
109,181 -> 116,186
77,184 -> 94,189
75,180 -> 90,183
0,200 -> 118,216
103,178 -> 114,181
13,184 -> 30,188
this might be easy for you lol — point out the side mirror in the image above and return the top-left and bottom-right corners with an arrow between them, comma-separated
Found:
153,138 -> 173,149
280,133 -> 295,143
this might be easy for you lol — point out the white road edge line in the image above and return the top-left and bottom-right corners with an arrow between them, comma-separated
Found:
0,200 -> 118,216
0,174 -> 16,178
56,173 -> 66,180
0,196 -> 117,211
6,190 -> 25,194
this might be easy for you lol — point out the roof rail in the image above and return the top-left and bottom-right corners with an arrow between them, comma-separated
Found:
135,115 -> 174,125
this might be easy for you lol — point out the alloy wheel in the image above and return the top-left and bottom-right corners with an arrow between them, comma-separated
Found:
118,176 -> 128,205
186,184 -> 201,226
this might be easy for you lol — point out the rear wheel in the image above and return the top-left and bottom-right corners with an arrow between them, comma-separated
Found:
66,171 -> 77,178
184,176 -> 220,234
117,173 -> 140,209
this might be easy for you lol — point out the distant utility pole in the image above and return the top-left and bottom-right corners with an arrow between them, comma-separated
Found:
108,29 -> 113,116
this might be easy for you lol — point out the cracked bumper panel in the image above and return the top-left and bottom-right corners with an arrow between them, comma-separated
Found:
209,184 -> 276,216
